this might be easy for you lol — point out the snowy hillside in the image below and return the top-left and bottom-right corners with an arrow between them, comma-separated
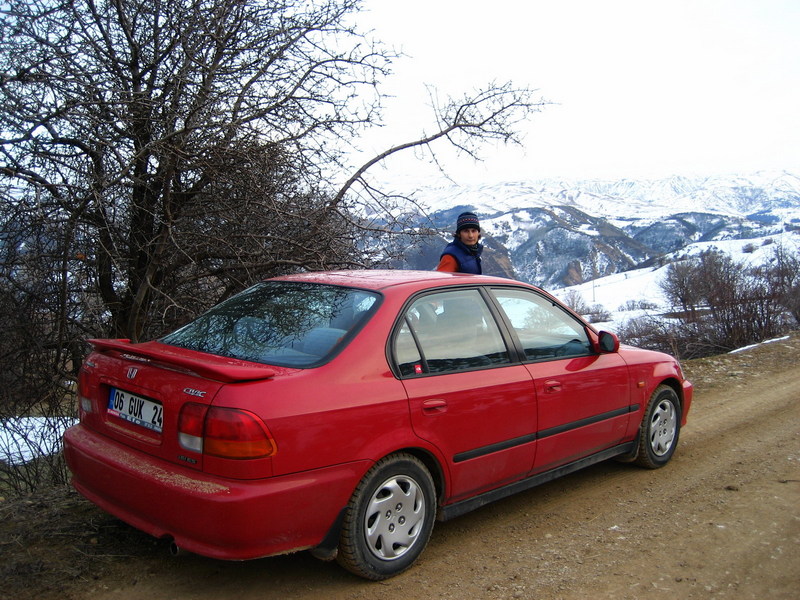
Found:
390,170 -> 800,220
387,171 -> 800,289
552,232 -> 800,333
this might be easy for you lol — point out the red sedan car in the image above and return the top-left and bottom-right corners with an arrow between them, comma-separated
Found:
64,270 -> 692,580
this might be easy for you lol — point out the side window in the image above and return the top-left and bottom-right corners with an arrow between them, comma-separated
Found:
491,288 -> 591,361
393,289 -> 511,376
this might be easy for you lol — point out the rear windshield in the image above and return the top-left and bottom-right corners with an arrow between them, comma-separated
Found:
161,281 -> 381,368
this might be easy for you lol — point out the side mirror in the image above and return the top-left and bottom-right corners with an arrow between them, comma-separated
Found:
598,331 -> 620,353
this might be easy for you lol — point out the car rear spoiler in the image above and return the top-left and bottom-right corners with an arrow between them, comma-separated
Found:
87,339 -> 277,383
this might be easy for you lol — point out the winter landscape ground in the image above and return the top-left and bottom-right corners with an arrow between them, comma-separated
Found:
2,171 -> 798,599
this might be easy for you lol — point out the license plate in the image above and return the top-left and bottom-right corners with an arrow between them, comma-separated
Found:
108,388 -> 164,433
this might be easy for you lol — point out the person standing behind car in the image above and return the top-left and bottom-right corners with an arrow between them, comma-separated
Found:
436,211 -> 483,274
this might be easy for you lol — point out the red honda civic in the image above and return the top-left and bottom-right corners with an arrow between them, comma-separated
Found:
64,269 -> 692,580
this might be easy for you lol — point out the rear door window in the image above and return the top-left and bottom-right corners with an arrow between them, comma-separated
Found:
393,289 -> 511,375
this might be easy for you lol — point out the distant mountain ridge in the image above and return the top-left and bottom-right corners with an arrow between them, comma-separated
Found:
390,171 -> 800,288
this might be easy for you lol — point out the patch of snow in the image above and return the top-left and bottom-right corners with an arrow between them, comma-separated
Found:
552,231 -> 800,332
0,416 -> 78,466
729,336 -> 790,354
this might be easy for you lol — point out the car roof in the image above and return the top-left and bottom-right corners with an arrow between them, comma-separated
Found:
272,269 -> 529,292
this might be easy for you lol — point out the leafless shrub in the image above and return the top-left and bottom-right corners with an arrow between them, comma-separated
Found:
618,299 -> 659,311
561,290 -> 591,315
0,281 -> 78,494
655,247 -> 798,357
617,316 -> 731,360
762,243 -> 800,324
586,304 -> 612,323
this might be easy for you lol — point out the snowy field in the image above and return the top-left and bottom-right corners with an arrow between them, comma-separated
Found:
1,416 -> 78,466
552,232 -> 800,333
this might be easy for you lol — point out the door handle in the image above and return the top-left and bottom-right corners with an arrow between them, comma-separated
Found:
422,398 -> 447,414
544,380 -> 562,393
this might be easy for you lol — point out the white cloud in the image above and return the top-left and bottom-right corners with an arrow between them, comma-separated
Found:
352,0 -> 800,182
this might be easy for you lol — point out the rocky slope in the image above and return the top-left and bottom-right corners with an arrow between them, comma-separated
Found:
389,171 -> 800,287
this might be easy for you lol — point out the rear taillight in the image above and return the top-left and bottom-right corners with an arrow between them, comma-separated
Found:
178,403 -> 277,459
78,394 -> 93,413
77,370 -> 93,419
178,403 -> 207,453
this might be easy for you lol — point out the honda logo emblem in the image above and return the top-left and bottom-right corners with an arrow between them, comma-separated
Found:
126,367 -> 138,379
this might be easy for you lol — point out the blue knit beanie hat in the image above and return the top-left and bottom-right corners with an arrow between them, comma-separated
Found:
456,211 -> 480,233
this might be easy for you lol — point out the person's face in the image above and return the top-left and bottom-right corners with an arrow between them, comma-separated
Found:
458,227 -> 480,245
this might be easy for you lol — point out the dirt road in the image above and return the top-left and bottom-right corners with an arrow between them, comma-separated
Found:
3,334 -> 799,600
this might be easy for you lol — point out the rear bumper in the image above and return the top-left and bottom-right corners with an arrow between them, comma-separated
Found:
63,424 -> 368,560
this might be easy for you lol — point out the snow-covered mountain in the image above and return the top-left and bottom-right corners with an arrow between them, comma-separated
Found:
552,231 -> 800,333
389,171 -> 800,288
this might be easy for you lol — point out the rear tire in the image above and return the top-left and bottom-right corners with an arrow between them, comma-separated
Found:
336,453 -> 436,580
635,385 -> 681,469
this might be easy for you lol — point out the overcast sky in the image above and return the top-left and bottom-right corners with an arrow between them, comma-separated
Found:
352,0 -> 800,183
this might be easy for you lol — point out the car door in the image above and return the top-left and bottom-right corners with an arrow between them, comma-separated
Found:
489,287 -> 631,473
392,288 -> 538,502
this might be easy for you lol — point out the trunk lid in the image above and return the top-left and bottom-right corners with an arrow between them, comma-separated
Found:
78,339 -> 277,471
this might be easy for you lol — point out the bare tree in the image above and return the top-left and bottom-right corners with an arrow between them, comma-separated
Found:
763,243 -> 800,324
1,0 -> 544,340
0,1 -> 545,491
335,82 -> 545,207
2,0 -> 395,338
661,259 -> 702,322
656,249 -> 795,356
561,289 -> 590,315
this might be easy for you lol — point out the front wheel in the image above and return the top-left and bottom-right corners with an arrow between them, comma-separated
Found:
337,453 -> 436,580
635,385 -> 681,469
